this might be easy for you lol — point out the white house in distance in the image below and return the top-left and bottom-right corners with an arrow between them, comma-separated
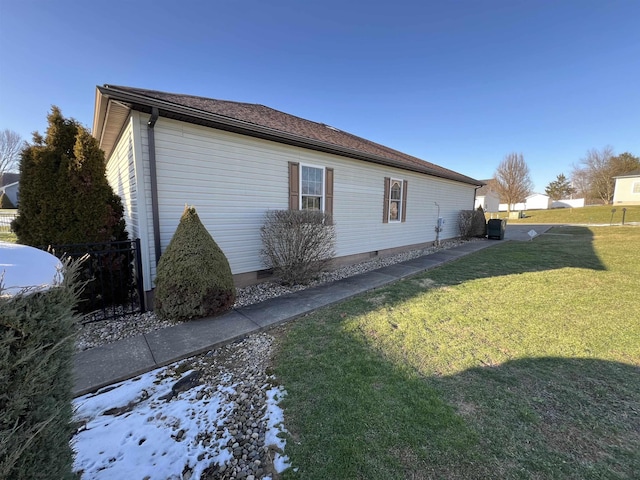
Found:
613,170 -> 640,205
92,85 -> 482,303
474,182 -> 499,212
499,193 -> 552,212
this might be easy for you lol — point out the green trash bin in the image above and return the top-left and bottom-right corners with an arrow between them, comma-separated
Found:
487,219 -> 507,240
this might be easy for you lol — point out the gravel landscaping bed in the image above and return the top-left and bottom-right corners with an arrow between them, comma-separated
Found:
75,238 -> 479,352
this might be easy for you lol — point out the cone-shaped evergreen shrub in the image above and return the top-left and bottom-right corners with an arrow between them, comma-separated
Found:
0,192 -> 15,209
154,206 -> 235,321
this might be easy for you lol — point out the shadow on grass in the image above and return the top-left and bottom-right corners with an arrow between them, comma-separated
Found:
278,314 -> 640,480
427,356 -> 640,479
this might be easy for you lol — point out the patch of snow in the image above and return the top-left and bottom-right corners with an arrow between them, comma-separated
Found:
264,386 -> 291,473
72,366 -> 234,479
0,242 -> 62,295
72,362 -> 292,479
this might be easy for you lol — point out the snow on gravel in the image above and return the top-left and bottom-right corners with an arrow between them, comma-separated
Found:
72,351 -> 290,479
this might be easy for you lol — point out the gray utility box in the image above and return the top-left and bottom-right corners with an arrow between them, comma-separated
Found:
487,219 -> 507,240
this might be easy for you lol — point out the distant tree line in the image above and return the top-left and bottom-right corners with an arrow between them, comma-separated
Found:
488,148 -> 639,209
571,147 -> 639,204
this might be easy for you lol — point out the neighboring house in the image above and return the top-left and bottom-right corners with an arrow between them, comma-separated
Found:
525,193 -> 552,210
499,193 -> 551,212
612,170 -> 640,205
92,85 -> 482,302
0,172 -> 20,207
474,181 -> 500,212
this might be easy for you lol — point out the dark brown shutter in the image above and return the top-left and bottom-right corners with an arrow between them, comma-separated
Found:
289,162 -> 299,210
383,177 -> 390,223
325,167 -> 334,217
401,180 -> 408,222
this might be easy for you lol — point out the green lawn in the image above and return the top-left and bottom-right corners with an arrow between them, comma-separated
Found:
487,204 -> 640,225
273,226 -> 640,479
0,232 -> 16,243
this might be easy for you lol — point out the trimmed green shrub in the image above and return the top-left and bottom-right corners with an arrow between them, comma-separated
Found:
0,192 -> 15,209
261,209 -> 336,285
0,259 -> 82,480
458,209 -> 487,239
154,206 -> 236,321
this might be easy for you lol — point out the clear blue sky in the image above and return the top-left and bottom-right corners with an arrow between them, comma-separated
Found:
1,0 -> 638,190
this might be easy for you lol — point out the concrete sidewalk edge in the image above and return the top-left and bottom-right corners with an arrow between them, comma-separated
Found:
72,236 -> 521,396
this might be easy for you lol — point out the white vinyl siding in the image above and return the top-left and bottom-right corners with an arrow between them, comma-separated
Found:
612,175 -> 640,204
105,119 -> 137,238
173,119 -> 468,269
122,115 -> 476,287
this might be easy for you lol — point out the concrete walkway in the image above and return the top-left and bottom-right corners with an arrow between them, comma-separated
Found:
73,225 -> 554,396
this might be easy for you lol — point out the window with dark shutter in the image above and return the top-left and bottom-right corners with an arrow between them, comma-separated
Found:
402,180 -> 408,222
289,162 -> 333,214
325,167 -> 334,216
383,177 -> 390,223
384,177 -> 407,223
289,162 -> 300,210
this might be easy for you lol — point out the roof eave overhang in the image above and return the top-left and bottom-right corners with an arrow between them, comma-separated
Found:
93,87 -> 132,160
96,85 -> 483,186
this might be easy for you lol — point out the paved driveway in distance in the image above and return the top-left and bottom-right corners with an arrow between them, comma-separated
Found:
504,224 -> 556,241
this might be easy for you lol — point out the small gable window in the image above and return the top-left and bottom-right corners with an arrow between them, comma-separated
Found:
383,177 -> 408,223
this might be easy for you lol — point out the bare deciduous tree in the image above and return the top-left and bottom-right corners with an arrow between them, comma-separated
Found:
570,166 -> 591,201
492,153 -> 534,213
0,129 -> 24,178
571,147 -> 640,204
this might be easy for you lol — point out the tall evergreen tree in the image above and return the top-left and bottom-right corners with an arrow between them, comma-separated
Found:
544,174 -> 576,201
12,107 -> 127,246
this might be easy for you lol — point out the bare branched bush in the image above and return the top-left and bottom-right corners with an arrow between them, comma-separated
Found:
458,210 -> 486,239
261,210 -> 336,285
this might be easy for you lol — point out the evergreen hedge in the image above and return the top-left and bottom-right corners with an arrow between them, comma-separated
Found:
0,260 -> 82,480
154,206 -> 236,321
12,107 -> 128,246
11,107 -> 131,313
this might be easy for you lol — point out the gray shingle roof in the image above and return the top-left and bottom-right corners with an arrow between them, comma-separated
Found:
99,85 -> 482,186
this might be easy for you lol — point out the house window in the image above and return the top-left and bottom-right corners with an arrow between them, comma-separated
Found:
288,162 -> 334,214
633,182 -> 640,194
389,179 -> 403,221
383,177 -> 408,223
301,165 -> 324,211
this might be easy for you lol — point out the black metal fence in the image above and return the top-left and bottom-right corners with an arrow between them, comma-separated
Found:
0,211 -> 17,232
45,239 -> 145,323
